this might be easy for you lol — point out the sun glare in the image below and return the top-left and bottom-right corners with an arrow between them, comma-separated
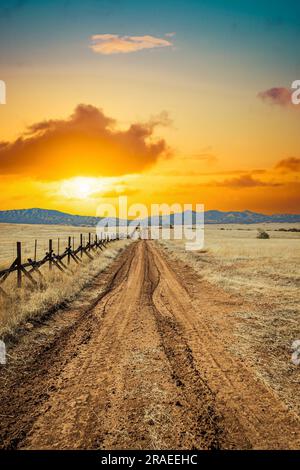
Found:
76,178 -> 93,199
54,176 -> 133,202
60,177 -> 99,200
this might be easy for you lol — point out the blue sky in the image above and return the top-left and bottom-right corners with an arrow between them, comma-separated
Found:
0,0 -> 299,75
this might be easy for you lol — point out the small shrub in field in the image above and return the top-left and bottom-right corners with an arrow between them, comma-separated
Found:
257,229 -> 270,239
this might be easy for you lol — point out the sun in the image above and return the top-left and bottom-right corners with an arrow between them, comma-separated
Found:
60,177 -> 97,200
59,176 -> 119,200
76,178 -> 93,199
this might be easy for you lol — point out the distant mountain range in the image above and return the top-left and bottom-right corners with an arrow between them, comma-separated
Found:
0,208 -> 103,226
0,208 -> 299,226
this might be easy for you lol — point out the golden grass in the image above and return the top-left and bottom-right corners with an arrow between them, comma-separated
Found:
0,223 -> 102,268
0,224 -> 130,338
159,223 -> 300,415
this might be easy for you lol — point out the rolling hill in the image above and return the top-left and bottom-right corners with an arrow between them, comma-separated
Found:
0,208 -> 299,226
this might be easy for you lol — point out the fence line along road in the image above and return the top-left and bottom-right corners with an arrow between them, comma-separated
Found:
0,232 -> 121,298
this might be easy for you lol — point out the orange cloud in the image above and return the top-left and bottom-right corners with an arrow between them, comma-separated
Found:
208,174 -> 281,189
257,87 -> 295,108
275,157 -> 300,172
90,34 -> 173,55
0,104 -> 169,180
99,188 -> 139,198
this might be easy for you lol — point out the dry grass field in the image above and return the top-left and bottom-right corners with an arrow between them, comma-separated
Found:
1,222 -> 300,449
0,223 -> 130,337
159,223 -> 300,417
0,223 -> 101,268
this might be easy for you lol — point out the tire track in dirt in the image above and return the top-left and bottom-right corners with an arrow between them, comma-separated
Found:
1,240 -> 299,449
147,241 -> 300,450
144,243 -> 226,449
0,242 -> 137,449
17,241 -> 225,449
0,240 -> 225,450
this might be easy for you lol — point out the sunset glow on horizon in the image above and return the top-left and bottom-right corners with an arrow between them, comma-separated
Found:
0,0 -> 299,215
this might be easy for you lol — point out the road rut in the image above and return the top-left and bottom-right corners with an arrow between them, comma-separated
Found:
0,240 -> 299,449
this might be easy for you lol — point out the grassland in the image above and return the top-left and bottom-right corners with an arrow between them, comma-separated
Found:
0,223 -> 100,268
1,221 -> 300,416
0,223 -> 130,337
1,222 -> 300,449
159,223 -> 300,416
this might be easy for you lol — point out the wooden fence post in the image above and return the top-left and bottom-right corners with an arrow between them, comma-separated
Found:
68,236 -> 71,264
0,229 -> 116,293
49,239 -> 53,271
17,241 -> 22,288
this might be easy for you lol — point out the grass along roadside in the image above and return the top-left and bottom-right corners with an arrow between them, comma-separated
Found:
0,223 -> 102,268
158,226 -> 300,416
0,239 -> 131,339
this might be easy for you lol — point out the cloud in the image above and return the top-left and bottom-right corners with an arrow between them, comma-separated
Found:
257,87 -> 294,108
98,188 -> 139,198
90,34 -> 173,55
0,104 -> 169,180
209,174 -> 281,189
148,110 -> 173,128
186,153 -> 218,164
275,157 -> 300,172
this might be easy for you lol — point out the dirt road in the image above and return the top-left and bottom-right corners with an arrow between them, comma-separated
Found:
1,241 -> 300,449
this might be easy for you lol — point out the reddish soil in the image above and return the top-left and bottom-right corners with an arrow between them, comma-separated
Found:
0,240 -> 299,449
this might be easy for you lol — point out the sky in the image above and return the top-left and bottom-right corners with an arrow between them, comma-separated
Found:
0,0 -> 299,215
